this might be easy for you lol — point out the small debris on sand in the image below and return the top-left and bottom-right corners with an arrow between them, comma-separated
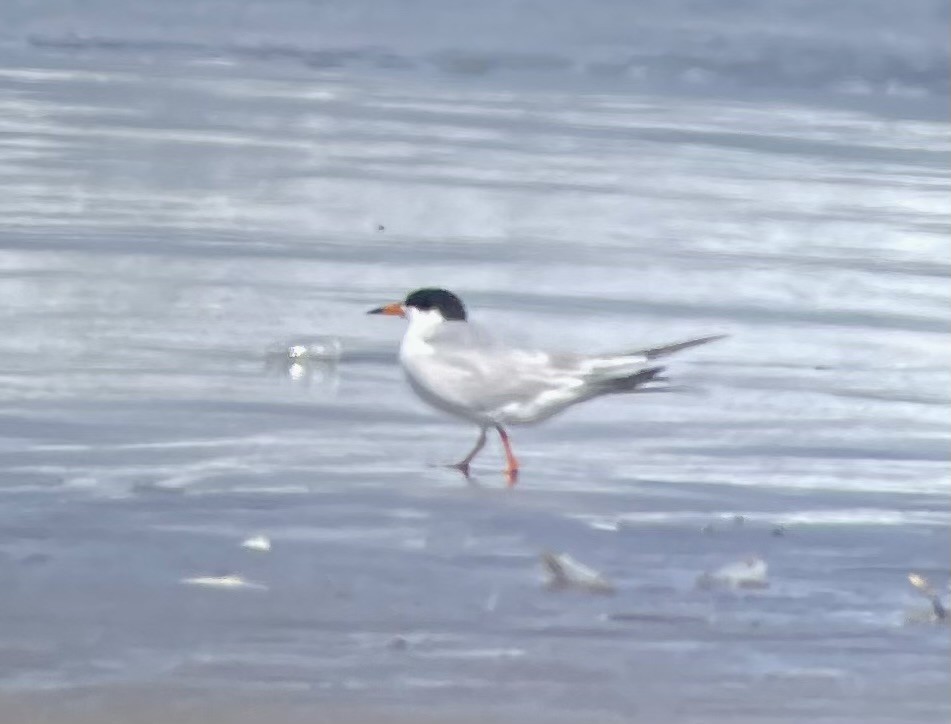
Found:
266,338 -> 342,366
907,573 -> 948,623
289,338 -> 342,361
180,575 -> 267,591
605,612 -> 707,625
265,337 -> 342,385
696,556 -> 769,590
241,535 -> 272,552
387,635 -> 409,651
541,552 -> 615,595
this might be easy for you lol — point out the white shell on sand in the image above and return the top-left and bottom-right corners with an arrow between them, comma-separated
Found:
696,556 -> 769,590
180,575 -> 268,591
541,552 -> 615,595
241,535 -> 272,552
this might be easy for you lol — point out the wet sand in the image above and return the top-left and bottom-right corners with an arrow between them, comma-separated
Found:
0,689 -> 595,724
0,3 -> 948,721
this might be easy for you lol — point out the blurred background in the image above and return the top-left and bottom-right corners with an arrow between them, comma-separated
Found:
0,1 -> 948,722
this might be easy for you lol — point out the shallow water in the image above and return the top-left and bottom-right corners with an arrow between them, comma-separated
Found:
0,2 -> 949,721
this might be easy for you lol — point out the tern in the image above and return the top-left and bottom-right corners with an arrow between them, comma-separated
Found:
369,288 -> 724,486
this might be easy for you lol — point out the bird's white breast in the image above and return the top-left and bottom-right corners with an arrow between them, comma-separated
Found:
398,312 -> 487,423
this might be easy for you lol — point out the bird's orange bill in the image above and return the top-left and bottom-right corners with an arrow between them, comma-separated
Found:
367,302 -> 406,317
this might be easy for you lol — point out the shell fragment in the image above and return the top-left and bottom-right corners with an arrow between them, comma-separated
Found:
908,572 -> 947,621
541,552 -> 615,595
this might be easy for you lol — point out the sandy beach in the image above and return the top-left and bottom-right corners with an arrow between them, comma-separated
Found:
0,1 -> 947,722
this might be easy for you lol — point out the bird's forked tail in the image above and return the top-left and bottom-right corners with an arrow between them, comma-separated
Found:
597,333 -> 726,395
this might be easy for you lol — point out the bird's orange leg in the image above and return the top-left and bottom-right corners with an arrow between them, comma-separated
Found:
448,426 -> 487,479
495,425 -> 519,487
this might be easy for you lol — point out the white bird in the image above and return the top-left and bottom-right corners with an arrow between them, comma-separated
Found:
368,288 -> 724,486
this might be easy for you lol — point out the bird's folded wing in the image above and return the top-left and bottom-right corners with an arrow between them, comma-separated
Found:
415,344 -> 586,415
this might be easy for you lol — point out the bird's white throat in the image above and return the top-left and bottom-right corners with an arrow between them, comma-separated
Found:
400,307 -> 448,360
405,307 -> 447,339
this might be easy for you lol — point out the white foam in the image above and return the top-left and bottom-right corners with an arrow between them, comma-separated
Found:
240,535 -> 272,552
180,575 -> 267,590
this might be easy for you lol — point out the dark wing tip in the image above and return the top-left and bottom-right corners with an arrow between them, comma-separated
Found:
604,365 -> 667,393
641,334 -> 728,360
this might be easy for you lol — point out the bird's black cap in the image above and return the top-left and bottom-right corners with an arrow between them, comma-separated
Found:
404,288 -> 467,321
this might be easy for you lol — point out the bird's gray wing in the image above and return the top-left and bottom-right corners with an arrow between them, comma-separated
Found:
418,322 -> 709,423
419,323 -> 595,420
